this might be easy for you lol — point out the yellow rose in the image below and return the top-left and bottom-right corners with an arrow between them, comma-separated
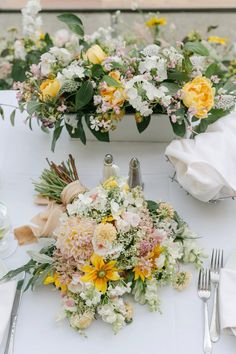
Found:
182,76 -> 215,119
85,44 -> 107,64
100,71 -> 126,107
40,78 -> 61,101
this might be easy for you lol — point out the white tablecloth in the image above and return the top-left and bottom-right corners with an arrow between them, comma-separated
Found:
0,91 -> 236,354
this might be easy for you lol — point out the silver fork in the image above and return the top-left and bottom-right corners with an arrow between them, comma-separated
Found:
210,249 -> 223,342
198,268 -> 212,354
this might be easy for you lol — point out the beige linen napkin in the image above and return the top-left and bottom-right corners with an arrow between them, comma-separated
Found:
219,252 -> 236,335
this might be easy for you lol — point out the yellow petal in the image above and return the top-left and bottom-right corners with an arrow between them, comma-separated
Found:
43,275 -> 55,285
91,253 -> 105,269
95,278 -> 107,293
104,260 -> 117,270
81,265 -> 94,273
106,271 -> 120,281
80,270 -> 97,282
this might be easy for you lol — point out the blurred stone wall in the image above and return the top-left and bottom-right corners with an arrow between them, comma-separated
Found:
0,12 -> 235,41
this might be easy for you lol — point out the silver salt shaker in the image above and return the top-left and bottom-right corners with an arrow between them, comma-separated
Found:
128,157 -> 144,189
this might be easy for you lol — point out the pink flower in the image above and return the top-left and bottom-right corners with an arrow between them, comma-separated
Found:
0,61 -> 12,79
57,104 -> 67,112
122,212 -> 140,228
30,64 -> 41,78
171,114 -> 177,123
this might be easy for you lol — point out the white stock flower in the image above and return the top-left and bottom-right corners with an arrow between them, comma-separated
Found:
162,47 -> 183,67
21,0 -> 42,39
40,52 -> 56,76
155,58 -> 168,81
14,40 -> 26,60
142,44 -> 161,57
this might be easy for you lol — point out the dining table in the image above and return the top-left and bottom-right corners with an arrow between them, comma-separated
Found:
0,90 -> 236,354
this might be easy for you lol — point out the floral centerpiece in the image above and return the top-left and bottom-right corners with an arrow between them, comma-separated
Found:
4,173 -> 204,334
6,12 -> 235,150
2,14 -> 236,150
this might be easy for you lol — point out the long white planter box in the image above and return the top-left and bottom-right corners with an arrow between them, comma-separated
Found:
1,91 -> 175,143
85,114 -> 175,142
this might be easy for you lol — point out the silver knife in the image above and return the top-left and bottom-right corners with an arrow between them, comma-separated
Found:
4,272 -> 25,354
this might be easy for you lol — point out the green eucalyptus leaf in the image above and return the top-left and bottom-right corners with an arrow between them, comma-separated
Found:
102,75 -> 122,88
57,13 -> 83,26
136,116 -> 151,133
205,63 -> 220,78
57,13 -> 84,36
0,106 -> 4,120
10,109 -> 16,126
183,55 -> 193,73
51,125 -> 63,152
146,200 -> 158,212
207,108 -> 231,124
207,25 -> 218,33
75,81 -> 94,110
27,101 -> 42,115
184,42 -> 209,56
194,119 -> 208,134
27,250 -> 53,264
223,77 -> 236,94
91,64 -> 104,79
161,82 -> 179,95
168,71 -> 189,83
11,61 -> 27,82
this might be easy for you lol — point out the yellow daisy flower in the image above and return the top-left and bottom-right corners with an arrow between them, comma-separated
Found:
80,254 -> 120,293
208,36 -> 228,45
101,215 -> 114,223
44,272 -> 67,293
146,17 -> 167,28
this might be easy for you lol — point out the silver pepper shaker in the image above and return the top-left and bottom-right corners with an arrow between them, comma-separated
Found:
102,154 -> 120,182
128,157 -> 144,190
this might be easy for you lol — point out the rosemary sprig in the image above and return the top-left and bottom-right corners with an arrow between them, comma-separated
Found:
33,154 -> 79,203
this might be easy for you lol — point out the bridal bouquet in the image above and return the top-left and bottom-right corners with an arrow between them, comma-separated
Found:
4,172 -> 204,334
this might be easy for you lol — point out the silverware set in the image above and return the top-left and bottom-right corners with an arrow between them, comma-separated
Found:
198,249 -> 224,353
4,272 -> 25,354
